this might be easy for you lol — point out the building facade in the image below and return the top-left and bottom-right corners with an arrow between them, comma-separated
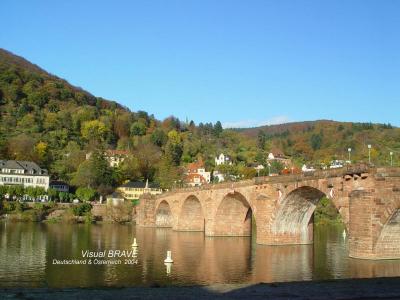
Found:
0,160 -> 50,190
267,151 -> 291,166
185,160 -> 211,186
215,153 -> 232,166
86,149 -> 130,168
49,180 -> 69,192
117,180 -> 163,201
104,149 -> 130,167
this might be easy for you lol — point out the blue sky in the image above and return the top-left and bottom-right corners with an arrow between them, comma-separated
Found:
0,0 -> 399,127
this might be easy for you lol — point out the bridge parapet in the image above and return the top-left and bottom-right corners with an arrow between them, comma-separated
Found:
153,165 -> 374,199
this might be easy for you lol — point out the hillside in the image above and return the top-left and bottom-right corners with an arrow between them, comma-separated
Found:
0,48 -> 399,196
236,120 -> 341,138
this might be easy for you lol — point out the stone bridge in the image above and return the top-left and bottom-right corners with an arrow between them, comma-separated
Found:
137,166 -> 400,260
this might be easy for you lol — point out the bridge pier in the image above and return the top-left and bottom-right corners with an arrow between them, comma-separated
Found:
349,187 -> 400,260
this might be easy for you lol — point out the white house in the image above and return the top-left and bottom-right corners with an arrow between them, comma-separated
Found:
215,153 -> 232,166
267,151 -> 291,166
213,170 -> 225,183
0,160 -> 50,190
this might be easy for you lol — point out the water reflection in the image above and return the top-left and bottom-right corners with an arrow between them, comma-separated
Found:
1,221 -> 400,288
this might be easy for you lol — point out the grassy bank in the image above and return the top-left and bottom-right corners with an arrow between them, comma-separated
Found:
0,201 -> 135,224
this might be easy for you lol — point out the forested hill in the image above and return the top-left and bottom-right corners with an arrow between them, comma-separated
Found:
0,48 -> 123,109
235,120 -> 340,137
0,48 -> 399,195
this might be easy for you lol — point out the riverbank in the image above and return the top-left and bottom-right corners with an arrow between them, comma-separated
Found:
0,201 -> 135,224
2,277 -> 400,299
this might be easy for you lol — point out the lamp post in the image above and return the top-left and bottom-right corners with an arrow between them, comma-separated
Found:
390,151 -> 393,166
348,148 -> 352,163
368,144 -> 372,164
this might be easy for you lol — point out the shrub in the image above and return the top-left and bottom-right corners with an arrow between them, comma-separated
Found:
314,197 -> 343,224
2,201 -> 16,213
20,209 -> 44,222
71,202 -> 92,216
14,201 -> 27,213
84,212 -> 94,224
33,203 -> 45,211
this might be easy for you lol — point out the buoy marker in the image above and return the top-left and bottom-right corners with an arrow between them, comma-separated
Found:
164,250 -> 173,263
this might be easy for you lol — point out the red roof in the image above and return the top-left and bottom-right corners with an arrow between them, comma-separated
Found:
186,160 -> 205,172
185,173 -> 207,183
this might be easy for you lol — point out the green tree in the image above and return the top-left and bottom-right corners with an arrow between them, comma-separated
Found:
81,120 -> 108,141
155,157 -> 182,189
130,121 -> 146,136
165,130 -> 183,165
213,121 -> 223,137
76,187 -> 97,202
71,150 -> 114,189
151,128 -> 168,147
310,133 -> 323,151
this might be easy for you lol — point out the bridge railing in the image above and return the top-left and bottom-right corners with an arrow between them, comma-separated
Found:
154,164 -> 373,198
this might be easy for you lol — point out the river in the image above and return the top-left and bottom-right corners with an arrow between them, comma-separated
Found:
1,221 -> 400,288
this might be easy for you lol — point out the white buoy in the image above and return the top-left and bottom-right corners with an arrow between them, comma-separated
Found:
165,262 -> 172,275
342,229 -> 347,239
132,238 -> 138,247
164,250 -> 173,263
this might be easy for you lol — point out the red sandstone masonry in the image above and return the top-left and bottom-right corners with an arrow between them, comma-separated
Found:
137,167 -> 400,259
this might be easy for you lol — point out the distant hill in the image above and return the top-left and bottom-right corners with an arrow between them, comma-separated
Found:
235,120 -> 343,138
0,48 -> 399,192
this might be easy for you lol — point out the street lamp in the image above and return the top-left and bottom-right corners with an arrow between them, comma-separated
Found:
390,151 -> 393,166
348,148 -> 352,163
368,144 -> 372,164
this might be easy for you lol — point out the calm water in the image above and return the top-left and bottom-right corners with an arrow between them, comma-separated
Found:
1,221 -> 400,288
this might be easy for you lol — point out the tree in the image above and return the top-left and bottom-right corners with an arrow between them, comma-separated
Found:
310,133 -> 323,151
81,120 -> 108,141
113,113 -> 131,138
156,157 -> 182,189
35,141 -> 49,164
257,130 -> 267,149
270,160 -> 284,174
52,141 -> 85,181
214,121 -> 223,137
151,128 -> 168,147
76,187 -> 97,202
133,143 -> 161,180
165,130 -> 183,165
130,121 -> 146,136
8,134 -> 37,161
71,150 -> 114,189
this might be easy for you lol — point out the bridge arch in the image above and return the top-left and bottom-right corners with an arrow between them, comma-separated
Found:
271,186 -> 343,244
155,200 -> 173,227
374,196 -> 400,258
176,195 -> 205,231
214,191 -> 254,236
